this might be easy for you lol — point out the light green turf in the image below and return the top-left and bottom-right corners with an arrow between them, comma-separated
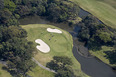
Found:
89,46 -> 116,67
27,66 -> 54,77
21,24 -> 89,77
0,64 -> 12,77
70,0 -> 116,29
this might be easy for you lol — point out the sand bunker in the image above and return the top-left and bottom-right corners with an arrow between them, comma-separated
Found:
47,28 -> 62,33
35,39 -> 50,53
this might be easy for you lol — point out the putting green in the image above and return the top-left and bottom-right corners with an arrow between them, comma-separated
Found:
71,0 -> 116,29
21,24 -> 89,77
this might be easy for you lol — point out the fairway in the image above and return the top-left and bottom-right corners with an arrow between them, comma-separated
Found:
71,0 -> 116,28
22,24 -> 89,77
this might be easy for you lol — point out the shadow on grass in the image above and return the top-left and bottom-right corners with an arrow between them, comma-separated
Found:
2,66 -> 16,77
2,66 -> 32,77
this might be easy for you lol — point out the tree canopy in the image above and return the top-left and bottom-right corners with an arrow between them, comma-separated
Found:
46,56 -> 76,77
78,15 -> 116,50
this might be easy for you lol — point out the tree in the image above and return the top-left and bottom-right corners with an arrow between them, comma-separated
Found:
53,56 -> 73,65
15,5 -> 30,16
96,31 -> 112,43
36,5 -> 46,15
0,9 -> 12,24
1,26 -> 27,42
46,0 -> 79,22
0,0 -> 4,9
78,27 -> 90,41
4,0 -> 16,12
46,56 -> 76,77
55,69 -> 75,77
0,25 -> 36,77
105,50 -> 116,64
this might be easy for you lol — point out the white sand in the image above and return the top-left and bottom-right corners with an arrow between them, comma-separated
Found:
47,28 -> 62,33
35,39 -> 50,53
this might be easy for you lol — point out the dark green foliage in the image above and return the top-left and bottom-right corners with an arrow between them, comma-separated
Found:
53,56 -> 73,65
36,5 -> 46,15
15,5 -> 30,16
0,9 -> 12,24
0,9 -> 18,26
0,0 -> 4,9
105,50 -> 116,64
78,15 -> 116,50
96,31 -> 112,43
46,56 -> 73,71
78,15 -> 99,42
1,0 -> 79,23
46,0 -> 79,22
55,68 -> 75,77
0,26 -> 36,77
78,27 -> 90,41
0,26 -> 27,42
46,56 -> 76,77
4,0 -> 16,12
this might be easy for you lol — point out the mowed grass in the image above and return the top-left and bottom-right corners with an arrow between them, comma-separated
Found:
27,66 -> 54,77
0,64 -> 12,77
22,24 -> 89,77
71,0 -> 116,29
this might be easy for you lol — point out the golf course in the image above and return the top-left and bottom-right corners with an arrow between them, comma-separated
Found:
71,0 -> 116,29
1,0 -> 116,77
21,24 -> 89,77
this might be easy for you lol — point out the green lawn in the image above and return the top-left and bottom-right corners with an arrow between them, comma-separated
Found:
71,0 -> 116,29
27,66 -> 54,77
22,24 -> 89,77
0,64 -> 12,77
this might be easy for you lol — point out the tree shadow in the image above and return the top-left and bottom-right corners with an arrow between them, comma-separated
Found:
2,66 -> 17,77
87,41 -> 102,51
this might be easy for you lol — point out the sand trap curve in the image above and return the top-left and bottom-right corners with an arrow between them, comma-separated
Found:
35,39 -> 50,53
47,28 -> 62,33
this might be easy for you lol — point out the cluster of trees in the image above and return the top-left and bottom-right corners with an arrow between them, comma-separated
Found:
0,0 -> 80,77
0,26 -> 36,77
0,0 -> 39,77
46,0 -> 79,22
77,15 -> 116,50
105,50 -> 116,64
0,0 -> 79,25
46,56 -> 76,77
